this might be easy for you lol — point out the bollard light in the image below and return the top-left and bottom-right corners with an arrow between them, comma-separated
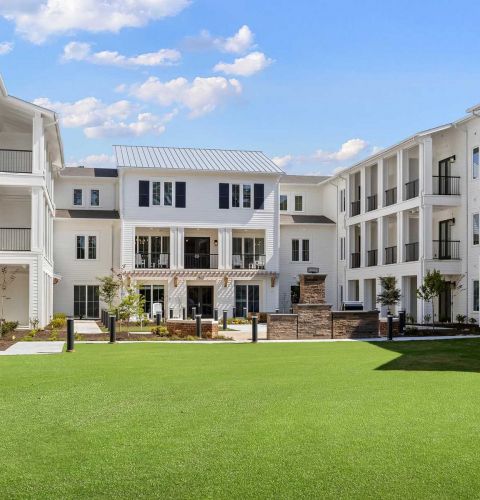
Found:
399,310 -> 406,335
66,317 -> 75,352
223,310 -> 228,330
109,315 -> 116,344
243,307 -> 248,319
156,313 -> 161,326
252,315 -> 258,343
192,307 -> 196,320
182,307 -> 186,320
169,308 -> 174,319
387,313 -> 393,341
214,308 -> 218,321
196,314 -> 202,338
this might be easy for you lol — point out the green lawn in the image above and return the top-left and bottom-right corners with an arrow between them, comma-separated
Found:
2,340 -> 480,499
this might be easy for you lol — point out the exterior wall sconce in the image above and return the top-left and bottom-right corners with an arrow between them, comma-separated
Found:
271,276 -> 276,288
214,239 -> 218,246
223,275 -> 228,287
174,275 -> 179,287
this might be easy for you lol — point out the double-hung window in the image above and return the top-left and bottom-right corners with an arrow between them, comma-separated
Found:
76,235 -> 97,260
164,182 -> 173,206
232,184 -> 240,208
302,239 -> 310,261
292,239 -> 300,262
90,189 -> 99,207
280,194 -> 288,211
73,189 -> 83,206
243,185 -> 251,208
76,236 -> 85,259
152,182 -> 161,205
474,213 -> 479,245
294,195 -> 303,212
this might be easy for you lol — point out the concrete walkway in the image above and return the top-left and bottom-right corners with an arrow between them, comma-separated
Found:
74,320 -> 102,334
225,323 -> 267,341
0,341 -> 65,355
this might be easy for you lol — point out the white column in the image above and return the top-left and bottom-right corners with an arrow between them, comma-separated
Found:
420,137 -> 433,195
397,150 -> 404,203
377,216 -> 384,265
177,227 -> 184,269
360,167 -> 366,213
32,113 -> 44,175
360,221 -> 366,267
377,158 -> 384,208
30,187 -> 43,252
225,228 -> 232,269
397,210 -> 405,263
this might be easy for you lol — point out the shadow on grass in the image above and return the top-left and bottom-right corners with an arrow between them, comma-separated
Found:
370,338 -> 480,373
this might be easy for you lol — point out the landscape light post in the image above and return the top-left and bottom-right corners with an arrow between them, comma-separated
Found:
223,310 -> 228,330
214,308 -> 218,321
192,307 -> 196,320
399,310 -> 406,335
109,315 -> 116,344
182,307 -> 186,320
66,317 -> 74,352
387,313 -> 393,341
243,307 -> 247,319
156,313 -> 161,326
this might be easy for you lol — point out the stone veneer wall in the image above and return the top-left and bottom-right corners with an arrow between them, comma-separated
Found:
267,314 -> 298,340
293,303 -> 332,339
299,274 -> 327,304
166,319 -> 218,338
331,311 -> 380,339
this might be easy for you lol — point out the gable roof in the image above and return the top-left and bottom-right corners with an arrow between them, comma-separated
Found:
113,145 -> 284,174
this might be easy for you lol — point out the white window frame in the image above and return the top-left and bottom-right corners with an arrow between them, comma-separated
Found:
242,184 -> 252,209
279,194 -> 288,211
301,239 -> 310,262
149,180 -> 175,207
340,237 -> 345,260
473,213 -> 479,246
73,188 -> 84,207
75,234 -> 98,261
294,194 -> 304,212
473,146 -> 479,180
90,188 -> 101,207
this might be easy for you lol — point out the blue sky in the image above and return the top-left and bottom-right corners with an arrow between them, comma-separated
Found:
0,0 -> 480,174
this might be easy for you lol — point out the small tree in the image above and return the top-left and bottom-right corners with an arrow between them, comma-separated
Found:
377,276 -> 401,315
416,269 -> 447,331
97,274 -> 121,313
117,285 -> 145,332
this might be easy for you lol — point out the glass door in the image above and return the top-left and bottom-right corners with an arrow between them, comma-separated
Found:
438,157 -> 451,195
439,220 -> 451,259
74,285 -> 99,318
235,285 -> 260,315
187,286 -> 213,318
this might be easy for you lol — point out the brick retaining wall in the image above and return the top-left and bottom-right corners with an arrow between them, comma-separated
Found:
166,319 -> 218,338
267,314 -> 298,340
331,311 -> 380,339
293,303 -> 332,339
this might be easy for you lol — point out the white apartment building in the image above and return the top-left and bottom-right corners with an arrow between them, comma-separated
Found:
0,76 -> 63,328
2,71 -> 480,327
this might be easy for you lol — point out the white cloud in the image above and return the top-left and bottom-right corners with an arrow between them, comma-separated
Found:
185,25 -> 255,54
214,51 -> 273,77
272,139 -> 369,171
66,153 -> 116,168
129,76 -> 242,118
0,42 -> 13,55
33,96 -> 173,138
0,0 -> 191,44
62,41 -> 181,68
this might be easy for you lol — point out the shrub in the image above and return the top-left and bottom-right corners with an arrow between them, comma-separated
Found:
423,314 -> 431,324
227,317 -> 250,325
0,321 -> 19,337
49,330 -> 59,341
456,314 -> 467,324
29,317 -> 39,331
151,325 -> 170,337
53,312 -> 67,321
50,317 -> 66,329
469,317 -> 478,324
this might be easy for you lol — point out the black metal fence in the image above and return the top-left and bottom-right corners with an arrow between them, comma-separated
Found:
0,149 -> 33,174
405,179 -> 419,200
433,240 -> 460,260
366,194 -> 377,211
367,249 -> 377,266
433,176 -> 460,195
405,242 -> 419,262
385,245 -> 397,264
232,254 -> 266,269
135,253 -> 170,269
350,252 -> 360,268
184,253 -> 219,269
0,228 -> 31,251
384,187 -> 397,206
350,200 -> 361,216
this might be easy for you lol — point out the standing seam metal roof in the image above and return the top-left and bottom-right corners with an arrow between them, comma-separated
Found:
113,145 -> 284,174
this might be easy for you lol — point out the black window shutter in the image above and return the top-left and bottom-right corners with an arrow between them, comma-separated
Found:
219,183 -> 230,209
254,184 -> 264,209
175,181 -> 186,208
139,180 -> 150,207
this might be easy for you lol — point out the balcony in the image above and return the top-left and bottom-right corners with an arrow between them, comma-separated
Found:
184,253 -> 218,269
0,228 -> 31,251
384,187 -> 397,207
367,249 -> 377,267
405,242 -> 419,262
405,179 -> 419,200
232,254 -> 265,270
350,252 -> 360,268
433,176 -> 460,196
350,200 -> 361,217
385,246 -> 397,264
135,253 -> 170,269
433,240 -> 460,260
0,149 -> 33,174
366,194 -> 377,212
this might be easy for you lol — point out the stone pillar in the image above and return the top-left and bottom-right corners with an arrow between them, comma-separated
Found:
299,274 -> 326,304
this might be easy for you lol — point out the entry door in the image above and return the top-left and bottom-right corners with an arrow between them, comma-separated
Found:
438,157 -> 451,194
438,220 -> 451,259
184,237 -> 211,269
438,281 -> 452,323
187,286 -> 214,318
235,285 -> 260,316
74,285 -> 99,318
139,285 -> 165,318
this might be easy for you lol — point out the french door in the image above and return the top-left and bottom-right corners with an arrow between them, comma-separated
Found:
438,157 -> 452,195
74,285 -> 99,318
438,220 -> 451,259
139,285 -> 165,318
187,286 -> 214,318
184,237 -> 211,269
235,284 -> 260,315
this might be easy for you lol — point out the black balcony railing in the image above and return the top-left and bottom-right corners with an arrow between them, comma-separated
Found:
0,149 -> 33,174
433,176 -> 460,195
350,200 -> 361,217
405,242 -> 419,262
385,246 -> 397,264
184,253 -> 218,269
135,253 -> 170,269
367,249 -> 377,267
405,179 -> 419,200
0,228 -> 31,251
385,187 -> 397,206
366,194 -> 377,212
433,240 -> 460,260
232,254 -> 265,269
350,252 -> 360,268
